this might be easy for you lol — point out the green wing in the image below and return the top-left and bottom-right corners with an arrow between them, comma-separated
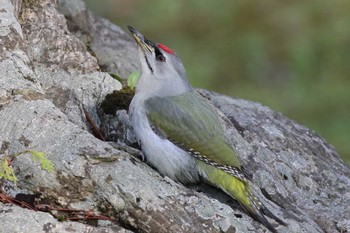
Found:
145,91 -> 241,168
146,92 -> 284,232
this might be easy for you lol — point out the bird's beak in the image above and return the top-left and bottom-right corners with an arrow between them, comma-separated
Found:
128,26 -> 155,53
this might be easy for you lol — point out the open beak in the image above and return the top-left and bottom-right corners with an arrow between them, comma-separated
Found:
128,26 -> 155,53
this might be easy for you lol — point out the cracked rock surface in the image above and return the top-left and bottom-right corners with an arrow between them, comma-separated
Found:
0,0 -> 349,233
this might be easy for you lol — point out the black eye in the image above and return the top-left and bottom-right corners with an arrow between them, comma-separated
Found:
156,54 -> 166,62
155,47 -> 166,62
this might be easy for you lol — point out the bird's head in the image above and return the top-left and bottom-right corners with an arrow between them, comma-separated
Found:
128,26 -> 191,96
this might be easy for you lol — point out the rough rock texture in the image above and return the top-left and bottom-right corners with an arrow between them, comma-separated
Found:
0,202 -> 130,233
58,0 -> 139,79
198,90 -> 350,233
0,0 -> 349,233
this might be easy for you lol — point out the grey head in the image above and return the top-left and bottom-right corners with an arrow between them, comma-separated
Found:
128,26 -> 192,97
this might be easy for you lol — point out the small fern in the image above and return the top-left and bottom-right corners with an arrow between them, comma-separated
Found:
0,158 -> 18,182
26,150 -> 54,172
0,150 -> 54,183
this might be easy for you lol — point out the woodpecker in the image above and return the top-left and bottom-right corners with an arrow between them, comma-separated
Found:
127,26 -> 286,233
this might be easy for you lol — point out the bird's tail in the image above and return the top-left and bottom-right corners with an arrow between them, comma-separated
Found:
199,162 -> 286,233
241,188 -> 286,233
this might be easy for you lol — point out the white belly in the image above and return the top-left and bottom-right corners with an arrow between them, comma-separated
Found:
129,94 -> 199,183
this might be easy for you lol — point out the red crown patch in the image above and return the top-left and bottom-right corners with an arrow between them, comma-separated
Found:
157,43 -> 175,55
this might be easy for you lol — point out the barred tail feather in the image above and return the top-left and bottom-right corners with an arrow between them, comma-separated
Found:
198,162 -> 285,233
244,190 -> 282,233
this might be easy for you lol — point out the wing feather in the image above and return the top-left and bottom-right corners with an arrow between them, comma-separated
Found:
145,91 -> 242,169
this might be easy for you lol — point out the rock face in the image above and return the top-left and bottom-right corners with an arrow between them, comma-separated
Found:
0,0 -> 349,233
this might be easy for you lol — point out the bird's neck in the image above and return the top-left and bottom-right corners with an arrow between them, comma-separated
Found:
136,75 -> 193,99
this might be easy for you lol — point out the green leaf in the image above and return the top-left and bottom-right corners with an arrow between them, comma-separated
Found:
109,73 -> 123,82
127,71 -> 140,89
27,150 -> 55,172
0,158 -> 18,182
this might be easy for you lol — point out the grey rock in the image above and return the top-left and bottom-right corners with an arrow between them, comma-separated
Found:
0,202 -> 130,233
0,0 -> 349,233
58,0 -> 140,79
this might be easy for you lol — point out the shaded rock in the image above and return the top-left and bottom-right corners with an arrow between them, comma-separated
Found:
0,202 -> 130,233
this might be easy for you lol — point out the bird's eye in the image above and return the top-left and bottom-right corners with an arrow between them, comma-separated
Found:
156,54 -> 166,62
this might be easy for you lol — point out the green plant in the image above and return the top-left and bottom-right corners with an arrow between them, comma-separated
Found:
0,150 -> 54,183
127,71 -> 140,89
